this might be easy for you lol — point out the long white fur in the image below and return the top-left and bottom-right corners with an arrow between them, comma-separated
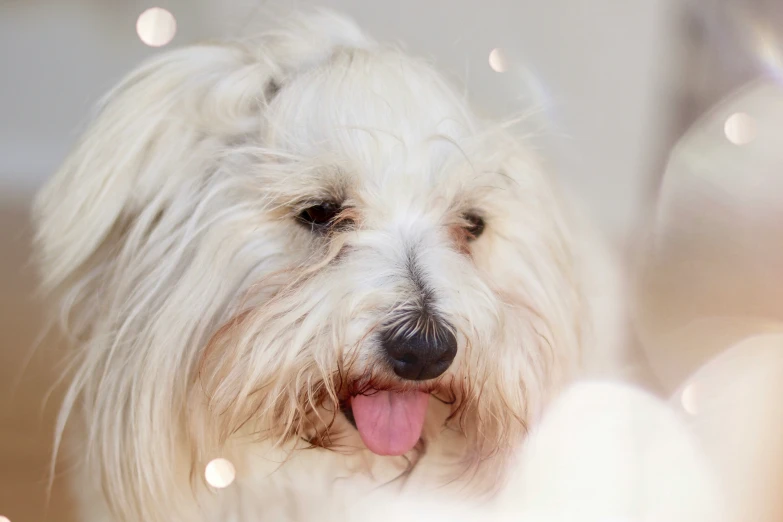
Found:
33,10 -> 623,522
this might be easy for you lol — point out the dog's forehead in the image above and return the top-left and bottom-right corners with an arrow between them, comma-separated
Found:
265,49 -> 481,191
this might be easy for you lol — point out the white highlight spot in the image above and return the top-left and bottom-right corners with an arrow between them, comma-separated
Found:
724,112 -> 756,145
136,7 -> 177,48
681,383 -> 699,415
205,458 -> 236,488
0,516 -> 11,522
489,48 -> 508,73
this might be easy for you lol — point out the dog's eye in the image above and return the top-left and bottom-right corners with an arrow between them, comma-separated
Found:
297,202 -> 341,231
463,213 -> 485,240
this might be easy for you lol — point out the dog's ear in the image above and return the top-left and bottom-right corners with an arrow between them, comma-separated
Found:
33,10 -> 371,291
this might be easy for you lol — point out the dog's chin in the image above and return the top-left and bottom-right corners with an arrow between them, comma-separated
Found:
338,378 -> 452,457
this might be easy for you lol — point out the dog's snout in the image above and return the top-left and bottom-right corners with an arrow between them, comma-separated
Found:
380,320 -> 457,381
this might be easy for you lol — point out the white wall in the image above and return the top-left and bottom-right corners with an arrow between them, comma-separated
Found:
0,0 -> 680,239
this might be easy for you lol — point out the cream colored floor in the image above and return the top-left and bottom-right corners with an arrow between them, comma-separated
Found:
0,200 -> 75,522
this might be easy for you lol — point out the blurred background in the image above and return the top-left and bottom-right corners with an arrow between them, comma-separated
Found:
1,1 -> 783,521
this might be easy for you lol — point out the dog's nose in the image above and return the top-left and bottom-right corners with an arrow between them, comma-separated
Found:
380,321 -> 458,381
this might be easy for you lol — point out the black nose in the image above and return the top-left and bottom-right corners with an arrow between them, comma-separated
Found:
380,319 -> 458,381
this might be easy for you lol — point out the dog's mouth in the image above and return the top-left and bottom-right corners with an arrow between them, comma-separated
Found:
340,388 -> 430,456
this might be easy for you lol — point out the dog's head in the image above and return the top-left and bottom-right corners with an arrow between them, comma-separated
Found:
34,10 -> 585,518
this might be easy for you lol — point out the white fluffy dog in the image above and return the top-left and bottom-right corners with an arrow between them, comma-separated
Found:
33,10 -> 624,522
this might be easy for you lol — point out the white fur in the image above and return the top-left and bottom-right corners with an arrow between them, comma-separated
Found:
34,10 -> 623,522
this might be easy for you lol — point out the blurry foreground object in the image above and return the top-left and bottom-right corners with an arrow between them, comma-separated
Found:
674,333 -> 783,522
499,381 -> 724,522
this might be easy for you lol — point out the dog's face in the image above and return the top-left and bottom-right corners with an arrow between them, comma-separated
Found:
34,11 -> 584,518
198,48 -> 582,461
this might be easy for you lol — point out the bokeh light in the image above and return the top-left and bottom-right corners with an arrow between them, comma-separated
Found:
136,7 -> 177,48
488,48 -> 509,73
0,516 -> 10,522
204,458 -> 236,488
724,112 -> 756,145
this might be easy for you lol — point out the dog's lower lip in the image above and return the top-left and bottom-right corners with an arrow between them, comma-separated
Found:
340,399 -> 357,429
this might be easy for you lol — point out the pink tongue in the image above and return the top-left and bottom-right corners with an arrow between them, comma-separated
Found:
350,390 -> 429,456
